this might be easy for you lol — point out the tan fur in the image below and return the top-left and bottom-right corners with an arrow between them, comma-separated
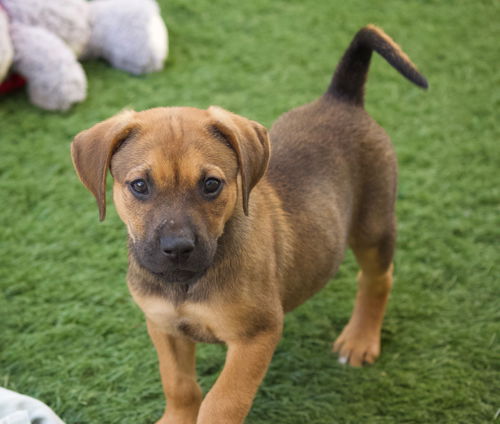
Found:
365,24 -> 418,71
333,248 -> 393,366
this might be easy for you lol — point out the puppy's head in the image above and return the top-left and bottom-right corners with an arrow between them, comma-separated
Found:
71,106 -> 270,284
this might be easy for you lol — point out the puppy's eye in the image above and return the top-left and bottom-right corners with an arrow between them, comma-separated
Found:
130,179 -> 149,195
202,178 -> 222,196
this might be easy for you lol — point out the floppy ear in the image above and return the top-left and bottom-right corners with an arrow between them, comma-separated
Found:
71,110 -> 137,221
208,106 -> 271,216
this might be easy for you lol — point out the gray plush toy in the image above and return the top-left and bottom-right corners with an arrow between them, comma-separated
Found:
0,0 -> 168,111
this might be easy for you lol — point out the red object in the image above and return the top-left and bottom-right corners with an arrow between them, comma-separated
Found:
0,73 -> 26,95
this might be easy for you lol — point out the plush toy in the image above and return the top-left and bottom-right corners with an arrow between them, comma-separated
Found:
0,5 -> 13,82
0,0 -> 168,111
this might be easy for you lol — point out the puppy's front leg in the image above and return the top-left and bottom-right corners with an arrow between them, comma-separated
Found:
197,328 -> 282,424
147,320 -> 202,424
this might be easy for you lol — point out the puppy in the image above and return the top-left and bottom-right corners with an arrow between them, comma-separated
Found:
71,25 -> 427,424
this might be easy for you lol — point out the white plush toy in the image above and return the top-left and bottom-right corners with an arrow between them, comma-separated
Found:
0,6 -> 13,83
0,0 -> 168,111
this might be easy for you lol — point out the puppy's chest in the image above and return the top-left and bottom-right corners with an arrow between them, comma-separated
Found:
132,293 -> 222,343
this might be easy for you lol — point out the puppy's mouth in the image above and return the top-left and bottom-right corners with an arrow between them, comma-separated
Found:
128,236 -> 215,285
150,268 -> 207,285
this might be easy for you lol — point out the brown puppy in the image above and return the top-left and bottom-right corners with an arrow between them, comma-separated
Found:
71,25 -> 427,424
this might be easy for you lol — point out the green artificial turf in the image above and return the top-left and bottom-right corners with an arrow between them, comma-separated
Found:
0,0 -> 498,423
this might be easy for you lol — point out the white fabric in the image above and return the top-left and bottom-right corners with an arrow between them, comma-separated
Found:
0,411 -> 30,424
0,388 -> 65,424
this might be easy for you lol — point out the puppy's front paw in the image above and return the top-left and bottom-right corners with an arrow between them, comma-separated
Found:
332,323 -> 381,367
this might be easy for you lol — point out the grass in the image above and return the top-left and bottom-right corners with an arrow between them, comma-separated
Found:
0,0 -> 498,423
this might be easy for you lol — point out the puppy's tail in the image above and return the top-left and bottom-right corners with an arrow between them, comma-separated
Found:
326,25 -> 428,105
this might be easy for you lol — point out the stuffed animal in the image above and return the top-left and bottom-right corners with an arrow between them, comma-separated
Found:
0,0 -> 168,111
0,5 -> 13,82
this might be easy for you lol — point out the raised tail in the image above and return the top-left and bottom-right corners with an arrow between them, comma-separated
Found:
326,25 -> 428,105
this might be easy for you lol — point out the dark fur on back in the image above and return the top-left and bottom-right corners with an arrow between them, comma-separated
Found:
267,26 -> 427,310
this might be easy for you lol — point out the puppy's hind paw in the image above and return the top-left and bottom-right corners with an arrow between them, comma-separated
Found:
337,355 -> 349,365
332,324 -> 381,367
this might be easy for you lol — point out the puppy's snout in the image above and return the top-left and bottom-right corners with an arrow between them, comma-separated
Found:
160,236 -> 195,261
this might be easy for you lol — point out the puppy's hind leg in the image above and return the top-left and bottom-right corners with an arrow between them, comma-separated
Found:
333,220 -> 395,367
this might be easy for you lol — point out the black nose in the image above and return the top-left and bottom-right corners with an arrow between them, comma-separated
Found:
160,236 -> 195,261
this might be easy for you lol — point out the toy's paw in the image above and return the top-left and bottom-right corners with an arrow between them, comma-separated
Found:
87,0 -> 168,75
10,23 -> 86,111
333,322 -> 381,367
